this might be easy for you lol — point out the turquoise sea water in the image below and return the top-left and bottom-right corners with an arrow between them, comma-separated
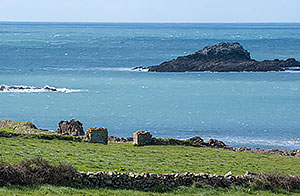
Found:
1,22 -> 300,149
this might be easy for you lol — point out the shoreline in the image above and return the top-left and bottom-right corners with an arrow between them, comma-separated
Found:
1,119 -> 299,157
108,135 -> 300,157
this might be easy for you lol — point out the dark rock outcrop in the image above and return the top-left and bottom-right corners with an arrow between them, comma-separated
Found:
0,85 -> 59,92
233,147 -> 300,157
56,119 -> 84,136
206,139 -> 227,148
147,42 -> 300,72
187,136 -> 205,145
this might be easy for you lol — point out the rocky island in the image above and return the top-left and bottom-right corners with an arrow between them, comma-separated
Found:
138,42 -> 300,72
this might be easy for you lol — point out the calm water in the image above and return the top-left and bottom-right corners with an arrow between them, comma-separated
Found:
1,22 -> 300,149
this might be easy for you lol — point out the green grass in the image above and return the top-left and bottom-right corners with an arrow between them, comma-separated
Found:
1,128 -> 300,175
1,185 -> 300,196
0,127 -> 81,141
1,127 -> 56,135
0,120 -> 49,134
1,127 -> 300,195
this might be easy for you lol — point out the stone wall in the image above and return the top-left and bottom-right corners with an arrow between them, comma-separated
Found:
108,136 -> 133,143
74,170 -> 273,190
110,135 -> 300,157
150,136 -> 231,149
1,157 -> 299,191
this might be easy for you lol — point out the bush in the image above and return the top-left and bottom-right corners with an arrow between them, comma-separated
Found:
254,173 -> 300,190
0,158 -> 77,186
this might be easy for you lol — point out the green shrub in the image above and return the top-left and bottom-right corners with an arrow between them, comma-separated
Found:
0,158 -> 77,186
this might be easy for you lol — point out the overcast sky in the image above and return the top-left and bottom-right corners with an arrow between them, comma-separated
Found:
0,0 -> 299,23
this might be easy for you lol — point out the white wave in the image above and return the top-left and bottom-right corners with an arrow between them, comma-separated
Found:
284,70 -> 300,73
214,136 -> 300,149
46,67 -> 134,72
0,85 -> 86,93
98,67 -> 134,71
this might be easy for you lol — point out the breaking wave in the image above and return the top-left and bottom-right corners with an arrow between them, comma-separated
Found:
0,85 -> 85,93
214,136 -> 300,150
46,67 -> 134,72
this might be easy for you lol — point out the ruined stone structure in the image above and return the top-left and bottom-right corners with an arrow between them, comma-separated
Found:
85,127 -> 108,145
133,130 -> 152,146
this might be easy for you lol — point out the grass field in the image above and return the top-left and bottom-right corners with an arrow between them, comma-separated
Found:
1,184 -> 300,196
0,185 -> 300,196
1,127 -> 300,195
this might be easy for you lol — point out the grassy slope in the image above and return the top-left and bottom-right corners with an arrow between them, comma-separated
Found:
1,133 -> 299,175
1,127 -> 300,195
1,185 -> 300,196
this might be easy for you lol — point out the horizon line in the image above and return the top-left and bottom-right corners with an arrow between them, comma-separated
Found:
0,20 -> 300,24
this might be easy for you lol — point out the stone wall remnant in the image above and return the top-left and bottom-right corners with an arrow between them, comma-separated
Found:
133,130 -> 152,146
85,127 -> 108,145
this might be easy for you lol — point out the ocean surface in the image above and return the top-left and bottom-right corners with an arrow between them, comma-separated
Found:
1,22 -> 300,150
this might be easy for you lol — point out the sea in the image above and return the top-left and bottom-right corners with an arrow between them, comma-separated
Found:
0,22 -> 300,150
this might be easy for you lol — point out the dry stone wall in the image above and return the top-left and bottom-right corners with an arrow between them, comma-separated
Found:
74,170 -> 281,190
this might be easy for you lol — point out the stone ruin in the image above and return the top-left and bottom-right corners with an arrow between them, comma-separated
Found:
56,119 -> 84,136
53,120 -> 300,157
133,130 -> 152,146
85,127 -> 108,145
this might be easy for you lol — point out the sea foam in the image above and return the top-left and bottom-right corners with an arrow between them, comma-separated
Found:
0,85 -> 85,93
47,67 -> 133,72
215,136 -> 300,150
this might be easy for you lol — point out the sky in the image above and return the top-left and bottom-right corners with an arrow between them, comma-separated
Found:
0,0 -> 299,23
